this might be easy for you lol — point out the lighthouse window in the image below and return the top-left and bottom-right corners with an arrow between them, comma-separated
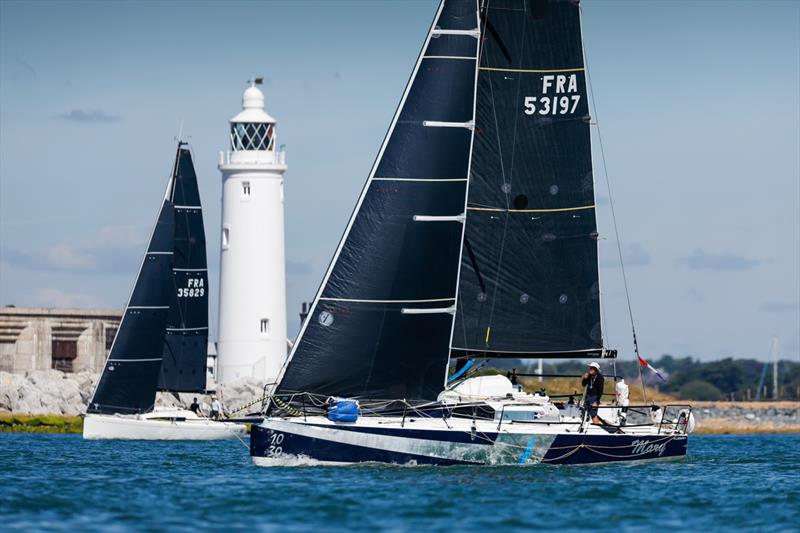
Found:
260,318 -> 270,334
222,226 -> 230,250
242,181 -> 251,199
230,123 -> 274,151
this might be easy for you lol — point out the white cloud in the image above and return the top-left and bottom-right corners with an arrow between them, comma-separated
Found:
1,225 -> 146,274
95,224 -> 147,249
759,301 -> 799,313
43,243 -> 96,270
678,249 -> 764,271
600,242 -> 651,268
55,109 -> 122,123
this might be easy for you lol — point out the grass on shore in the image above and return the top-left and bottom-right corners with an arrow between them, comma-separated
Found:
0,413 -> 83,433
517,376 -> 677,403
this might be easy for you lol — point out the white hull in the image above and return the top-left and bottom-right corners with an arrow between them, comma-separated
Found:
83,409 -> 247,440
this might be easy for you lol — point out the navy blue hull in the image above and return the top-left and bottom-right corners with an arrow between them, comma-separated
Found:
251,423 -> 688,466
543,434 -> 688,465
250,424 -> 479,465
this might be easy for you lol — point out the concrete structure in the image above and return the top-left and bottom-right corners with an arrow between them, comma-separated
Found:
0,307 -> 121,374
216,80 -> 288,384
206,341 -> 218,381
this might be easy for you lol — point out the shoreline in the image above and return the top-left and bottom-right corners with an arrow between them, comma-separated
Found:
694,424 -> 800,435
0,414 -> 83,433
2,413 -> 798,435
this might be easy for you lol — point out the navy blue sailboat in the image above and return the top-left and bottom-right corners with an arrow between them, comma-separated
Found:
84,143 -> 245,440
250,0 -> 692,464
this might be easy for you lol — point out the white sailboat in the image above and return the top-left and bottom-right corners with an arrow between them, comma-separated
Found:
250,0 -> 693,465
83,143 -> 246,440
84,407 -> 246,441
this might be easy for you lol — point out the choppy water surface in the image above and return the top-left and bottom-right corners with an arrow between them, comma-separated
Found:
1,433 -> 798,532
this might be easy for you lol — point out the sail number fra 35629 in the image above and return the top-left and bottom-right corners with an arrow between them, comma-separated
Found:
177,278 -> 205,298
523,74 -> 581,116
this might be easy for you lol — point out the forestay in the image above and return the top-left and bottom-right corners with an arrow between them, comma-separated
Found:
452,0 -> 604,360
276,0 -> 481,401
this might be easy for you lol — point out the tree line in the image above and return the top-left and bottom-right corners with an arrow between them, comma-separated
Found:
508,356 -> 800,401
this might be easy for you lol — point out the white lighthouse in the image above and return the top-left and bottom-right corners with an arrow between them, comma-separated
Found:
217,80 -> 288,385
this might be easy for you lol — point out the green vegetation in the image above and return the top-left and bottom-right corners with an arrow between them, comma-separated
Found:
644,356 -> 799,401
495,356 -> 800,401
0,414 -> 83,433
678,380 -> 723,401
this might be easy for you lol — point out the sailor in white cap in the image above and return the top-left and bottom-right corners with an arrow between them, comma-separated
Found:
210,396 -> 222,420
581,362 -> 604,424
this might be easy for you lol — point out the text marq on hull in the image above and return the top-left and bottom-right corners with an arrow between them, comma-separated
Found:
252,0 -> 692,465
83,143 -> 245,440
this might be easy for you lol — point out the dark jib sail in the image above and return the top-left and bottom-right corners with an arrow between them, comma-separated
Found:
88,188 -> 174,414
158,146 -> 209,392
276,0 -> 480,401
452,0 -> 604,359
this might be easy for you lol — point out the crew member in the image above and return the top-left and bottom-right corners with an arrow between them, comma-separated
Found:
507,368 -> 518,385
210,396 -> 222,420
582,362 -> 604,424
189,397 -> 201,416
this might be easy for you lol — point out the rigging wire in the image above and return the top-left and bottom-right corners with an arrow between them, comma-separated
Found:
455,1 -> 491,357
579,7 -> 648,404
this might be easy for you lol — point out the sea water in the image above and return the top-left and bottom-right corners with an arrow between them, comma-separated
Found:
1,433 -> 798,532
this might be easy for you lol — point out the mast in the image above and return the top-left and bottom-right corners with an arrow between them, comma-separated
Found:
771,336 -> 779,400
442,0 -> 483,389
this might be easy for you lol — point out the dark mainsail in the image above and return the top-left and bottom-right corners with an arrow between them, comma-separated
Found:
158,147 -> 209,392
276,0 -> 480,401
451,0 -> 604,359
88,187 -> 175,414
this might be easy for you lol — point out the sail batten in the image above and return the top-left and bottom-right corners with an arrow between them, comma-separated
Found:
467,204 -> 595,213
479,67 -> 585,73
450,347 -> 611,358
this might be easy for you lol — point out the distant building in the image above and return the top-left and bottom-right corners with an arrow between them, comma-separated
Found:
207,340 -> 218,381
0,307 -> 121,374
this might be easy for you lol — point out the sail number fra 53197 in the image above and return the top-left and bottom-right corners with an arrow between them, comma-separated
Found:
523,73 -> 581,116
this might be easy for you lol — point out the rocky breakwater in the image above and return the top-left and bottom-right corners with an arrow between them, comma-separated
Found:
1,370 -> 95,416
0,370 -> 268,417
691,401 -> 800,434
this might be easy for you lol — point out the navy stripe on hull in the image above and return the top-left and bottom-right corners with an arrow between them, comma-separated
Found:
543,434 -> 688,465
250,424 -> 479,465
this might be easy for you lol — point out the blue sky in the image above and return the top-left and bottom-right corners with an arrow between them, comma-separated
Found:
1,0 -> 798,362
